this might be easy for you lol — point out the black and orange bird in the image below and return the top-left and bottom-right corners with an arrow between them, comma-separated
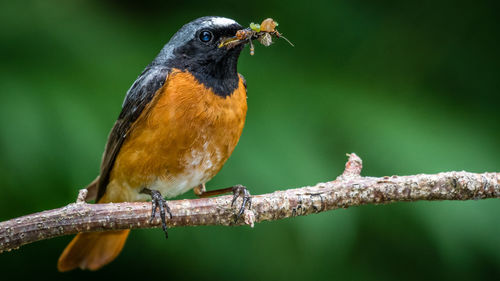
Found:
57,16 -> 252,271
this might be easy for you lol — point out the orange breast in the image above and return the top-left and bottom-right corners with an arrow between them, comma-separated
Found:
101,69 -> 247,202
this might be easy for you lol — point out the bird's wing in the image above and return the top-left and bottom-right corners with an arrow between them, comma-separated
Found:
95,66 -> 170,202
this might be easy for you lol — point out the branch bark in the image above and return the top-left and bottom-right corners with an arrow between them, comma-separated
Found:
0,153 -> 499,253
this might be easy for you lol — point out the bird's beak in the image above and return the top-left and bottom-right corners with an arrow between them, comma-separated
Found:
218,36 -> 247,49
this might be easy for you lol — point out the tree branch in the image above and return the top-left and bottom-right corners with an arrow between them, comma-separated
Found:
1,153 -> 499,253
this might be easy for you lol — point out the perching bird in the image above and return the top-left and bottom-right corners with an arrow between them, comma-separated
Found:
58,16 -> 251,271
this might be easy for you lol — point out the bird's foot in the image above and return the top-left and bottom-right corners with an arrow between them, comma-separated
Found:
140,188 -> 172,239
231,185 -> 252,223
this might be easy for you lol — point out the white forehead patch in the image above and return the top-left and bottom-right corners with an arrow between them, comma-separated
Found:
206,17 -> 237,27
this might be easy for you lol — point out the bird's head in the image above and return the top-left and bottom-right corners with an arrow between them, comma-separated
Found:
153,17 -> 246,96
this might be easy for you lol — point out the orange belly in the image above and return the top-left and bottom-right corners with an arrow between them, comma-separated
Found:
100,69 -> 247,202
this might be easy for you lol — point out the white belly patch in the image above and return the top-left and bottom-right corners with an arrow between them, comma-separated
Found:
135,145 -> 222,200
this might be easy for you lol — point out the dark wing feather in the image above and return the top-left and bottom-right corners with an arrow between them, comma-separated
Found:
96,66 -> 169,201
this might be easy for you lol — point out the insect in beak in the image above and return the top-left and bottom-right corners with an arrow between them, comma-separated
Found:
219,18 -> 293,55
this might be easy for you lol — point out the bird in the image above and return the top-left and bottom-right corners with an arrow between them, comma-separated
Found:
57,16 -> 251,271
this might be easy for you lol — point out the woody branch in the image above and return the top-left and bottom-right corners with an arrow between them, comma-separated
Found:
0,153 -> 499,253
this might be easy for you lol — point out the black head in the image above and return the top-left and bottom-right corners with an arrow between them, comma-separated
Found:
153,17 -> 246,97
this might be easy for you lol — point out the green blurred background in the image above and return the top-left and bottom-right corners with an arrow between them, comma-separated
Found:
0,0 -> 499,280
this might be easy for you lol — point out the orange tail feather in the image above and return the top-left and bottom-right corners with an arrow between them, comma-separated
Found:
57,230 -> 130,272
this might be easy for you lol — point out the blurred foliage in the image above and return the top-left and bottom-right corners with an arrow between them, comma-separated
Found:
0,0 -> 499,280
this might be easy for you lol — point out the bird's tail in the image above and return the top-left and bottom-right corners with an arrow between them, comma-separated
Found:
57,229 -> 130,271
58,179 -> 129,272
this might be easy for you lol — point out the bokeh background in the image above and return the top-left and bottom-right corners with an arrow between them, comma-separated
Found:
0,0 -> 499,280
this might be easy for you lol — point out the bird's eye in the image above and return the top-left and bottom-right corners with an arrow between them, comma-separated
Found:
199,30 -> 213,43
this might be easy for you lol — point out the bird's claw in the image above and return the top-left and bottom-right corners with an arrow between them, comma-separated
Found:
141,188 -> 172,239
231,185 -> 252,222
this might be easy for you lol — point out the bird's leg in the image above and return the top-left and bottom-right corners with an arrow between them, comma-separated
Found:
194,184 -> 252,222
194,183 -> 231,197
140,188 -> 172,239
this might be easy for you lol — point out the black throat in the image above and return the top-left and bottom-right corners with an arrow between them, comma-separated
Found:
167,45 -> 244,97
